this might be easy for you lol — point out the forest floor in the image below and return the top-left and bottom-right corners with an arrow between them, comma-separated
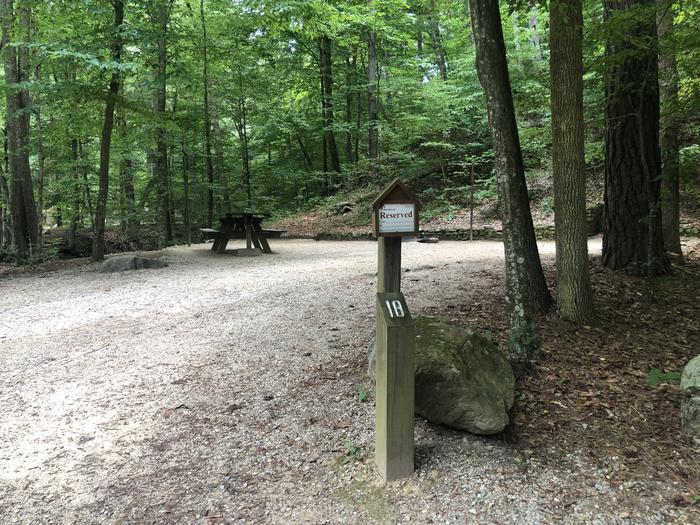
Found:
1,238 -> 699,524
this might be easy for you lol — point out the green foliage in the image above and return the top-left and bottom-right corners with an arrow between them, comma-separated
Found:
645,368 -> 681,387
357,383 -> 368,403
1,0 -> 698,256
340,441 -> 363,465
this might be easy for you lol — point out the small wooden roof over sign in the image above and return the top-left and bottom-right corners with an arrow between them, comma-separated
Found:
371,178 -> 419,210
372,178 -> 420,237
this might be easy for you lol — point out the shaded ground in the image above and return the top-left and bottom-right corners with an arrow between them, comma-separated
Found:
1,238 -> 698,524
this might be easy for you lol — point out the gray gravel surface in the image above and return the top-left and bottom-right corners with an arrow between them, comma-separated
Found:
0,239 -> 690,524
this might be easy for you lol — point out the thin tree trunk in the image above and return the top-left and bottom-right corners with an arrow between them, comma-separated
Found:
233,75 -> 252,209
200,0 -> 215,226
153,0 -> 173,242
0,159 -> 9,247
2,0 -> 38,260
426,0 -> 448,80
117,108 -> 138,245
468,0 -> 551,367
92,0 -> 124,261
79,141 -> 94,231
34,63 -> 45,242
602,0 -> 669,275
296,133 -> 312,168
657,1 -> 681,256
211,97 -> 231,211
181,132 -> 191,246
344,55 -> 354,164
67,138 -> 80,250
367,12 -> 379,180
550,0 -> 594,322
320,35 -> 341,173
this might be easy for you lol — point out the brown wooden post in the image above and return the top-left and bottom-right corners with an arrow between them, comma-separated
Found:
378,237 -> 401,293
372,178 -> 419,483
375,292 -> 414,481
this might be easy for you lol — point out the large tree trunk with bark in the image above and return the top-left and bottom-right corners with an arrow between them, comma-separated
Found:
657,2 -> 681,256
92,0 -> 124,261
2,0 -> 38,260
603,0 -> 670,275
153,0 -> 173,243
550,0 -> 594,322
468,0 -> 551,366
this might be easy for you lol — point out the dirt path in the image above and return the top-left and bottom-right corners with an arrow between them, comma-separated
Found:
0,239 -> 689,524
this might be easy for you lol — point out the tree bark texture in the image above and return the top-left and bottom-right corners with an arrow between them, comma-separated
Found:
603,0 -> 670,275
153,0 -> 173,242
550,0 -> 594,322
345,55 -> 355,164
320,35 -> 341,173
367,23 -> 379,180
234,75 -> 252,209
468,0 -> 551,364
657,2 -> 681,256
200,0 -> 214,226
2,0 -> 38,260
92,0 -> 124,261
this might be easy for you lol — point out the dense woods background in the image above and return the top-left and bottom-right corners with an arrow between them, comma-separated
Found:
1,0 -> 699,352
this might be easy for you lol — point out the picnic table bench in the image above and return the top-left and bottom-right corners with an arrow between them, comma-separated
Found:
199,213 -> 285,255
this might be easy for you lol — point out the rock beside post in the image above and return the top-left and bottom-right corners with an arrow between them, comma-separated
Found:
99,255 -> 168,273
369,315 -> 515,435
681,355 -> 700,437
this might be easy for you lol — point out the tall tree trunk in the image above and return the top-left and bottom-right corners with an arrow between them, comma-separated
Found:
240,99 -> 252,209
79,140 -> 94,231
234,75 -> 252,209
117,108 -> 138,245
181,132 -> 191,246
344,54 -> 355,164
211,97 -> 231,210
200,0 -> 215,226
319,35 -> 341,174
367,15 -> 379,180
34,62 -> 46,242
602,0 -> 670,275
468,0 -> 551,366
153,0 -> 173,243
2,0 -> 38,260
296,133 -> 312,169
0,157 -> 9,247
92,0 -> 124,261
67,138 -> 80,251
426,0 -> 448,80
657,1 -> 681,256
550,0 -> 594,322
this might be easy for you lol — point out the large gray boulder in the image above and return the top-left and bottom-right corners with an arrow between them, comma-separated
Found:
681,355 -> 700,437
369,316 -> 514,435
99,255 -> 168,273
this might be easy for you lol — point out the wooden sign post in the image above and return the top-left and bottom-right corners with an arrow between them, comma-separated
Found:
372,179 -> 419,482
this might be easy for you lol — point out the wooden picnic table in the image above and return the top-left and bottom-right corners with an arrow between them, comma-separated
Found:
200,213 -> 285,255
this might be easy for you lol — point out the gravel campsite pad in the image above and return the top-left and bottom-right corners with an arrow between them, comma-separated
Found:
0,239 -> 697,524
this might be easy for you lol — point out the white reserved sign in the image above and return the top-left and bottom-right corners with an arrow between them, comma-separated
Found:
378,203 -> 416,234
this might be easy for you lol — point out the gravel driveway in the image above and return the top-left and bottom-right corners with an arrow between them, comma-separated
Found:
0,239 -> 684,524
